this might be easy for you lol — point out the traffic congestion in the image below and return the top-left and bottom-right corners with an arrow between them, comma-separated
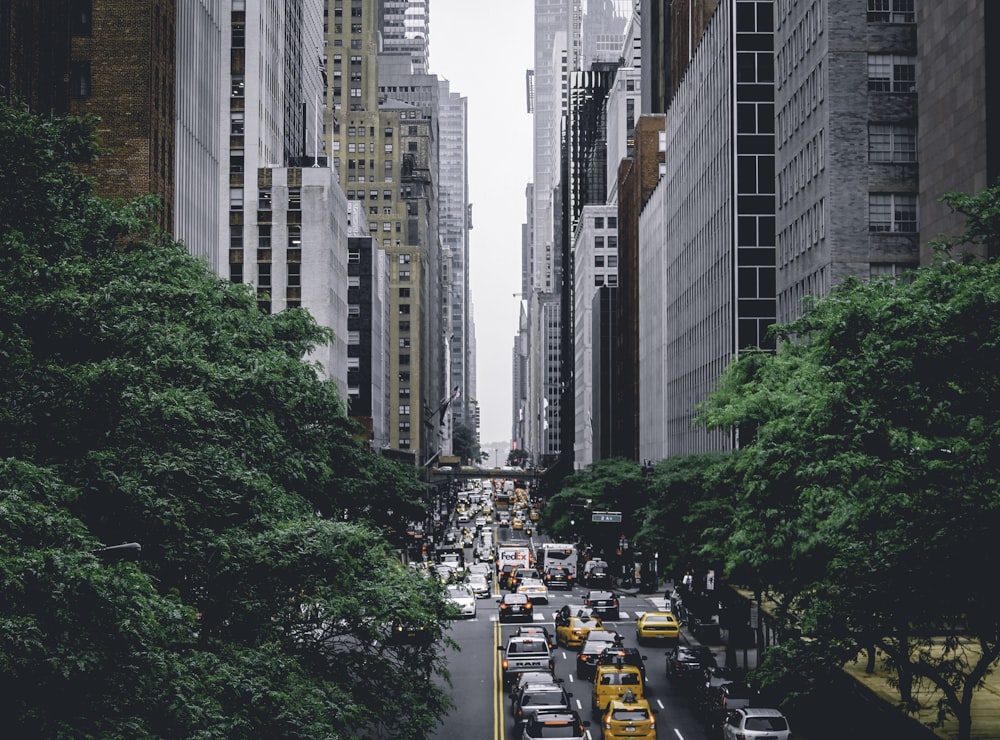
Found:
416,476 -> 791,740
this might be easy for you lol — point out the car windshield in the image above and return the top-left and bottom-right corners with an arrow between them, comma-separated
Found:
509,641 -> 548,654
599,672 -> 640,686
531,723 -> 581,738
745,717 -> 789,731
645,614 -> 672,623
611,709 -> 649,721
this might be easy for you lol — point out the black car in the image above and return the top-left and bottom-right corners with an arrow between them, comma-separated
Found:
694,667 -> 753,730
386,620 -> 433,645
575,631 -> 624,681
513,685 -> 573,734
520,709 -> 588,740
584,590 -> 620,620
666,644 -> 718,687
596,646 -> 648,683
584,566 -> 612,588
499,592 -> 534,623
543,565 -> 574,590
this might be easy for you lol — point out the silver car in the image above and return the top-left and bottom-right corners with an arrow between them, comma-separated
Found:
446,584 -> 477,618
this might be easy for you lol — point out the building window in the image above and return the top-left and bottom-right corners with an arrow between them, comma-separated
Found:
230,225 -> 243,248
869,193 -> 918,232
69,62 -> 91,97
867,0 -> 915,23
399,320 -> 410,332
229,188 -> 243,210
868,55 -> 916,93
258,225 -> 271,248
398,253 -> 411,264
71,0 -> 93,35
594,216 -> 604,229
399,303 -> 410,315
399,270 -> 410,281
594,236 -> 604,249
398,288 -> 410,298
384,143 -> 393,153
229,151 -> 244,173
594,255 -> 604,268
608,216 -> 617,229
399,338 -> 410,349
231,75 -> 245,98
383,222 -> 392,232
348,250 -> 360,264
399,354 -> 410,366
868,123 -> 916,162
383,190 -> 393,200
288,188 -> 301,210
288,225 -> 301,248
230,112 -> 244,134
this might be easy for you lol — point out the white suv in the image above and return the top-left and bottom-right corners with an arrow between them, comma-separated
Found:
722,707 -> 791,740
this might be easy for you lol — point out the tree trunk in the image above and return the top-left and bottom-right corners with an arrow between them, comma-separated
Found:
865,644 -> 876,674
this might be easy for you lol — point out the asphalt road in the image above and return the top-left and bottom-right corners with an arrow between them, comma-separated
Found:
430,535 -> 715,740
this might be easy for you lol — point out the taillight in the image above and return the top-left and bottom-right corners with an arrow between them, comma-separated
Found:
548,659 -> 555,670
502,659 -> 509,669
525,602 -> 533,610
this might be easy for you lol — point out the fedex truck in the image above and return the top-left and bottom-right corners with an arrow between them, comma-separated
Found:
496,542 -> 532,571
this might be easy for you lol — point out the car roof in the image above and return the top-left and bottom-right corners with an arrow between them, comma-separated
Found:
737,707 -> 785,717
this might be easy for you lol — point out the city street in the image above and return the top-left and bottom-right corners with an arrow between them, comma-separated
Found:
431,556 -> 713,739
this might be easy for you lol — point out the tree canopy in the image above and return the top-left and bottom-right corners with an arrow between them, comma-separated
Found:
0,101 -> 451,738
697,183 -> 1000,740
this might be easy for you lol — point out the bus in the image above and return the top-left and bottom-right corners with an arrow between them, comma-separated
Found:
535,543 -> 578,578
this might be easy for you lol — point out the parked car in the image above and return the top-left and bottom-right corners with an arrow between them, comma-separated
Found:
666,645 -> 718,688
695,666 -> 752,730
721,707 -> 791,740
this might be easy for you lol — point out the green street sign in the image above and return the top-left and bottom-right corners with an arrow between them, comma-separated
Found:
591,512 -> 622,523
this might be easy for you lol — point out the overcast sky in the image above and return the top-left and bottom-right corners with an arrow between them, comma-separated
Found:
429,1 -> 534,447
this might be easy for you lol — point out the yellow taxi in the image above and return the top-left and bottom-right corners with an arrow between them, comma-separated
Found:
592,664 -> 645,715
556,614 -> 604,649
635,610 -> 680,645
602,689 -> 656,739
512,517 -> 524,530
529,509 -> 540,522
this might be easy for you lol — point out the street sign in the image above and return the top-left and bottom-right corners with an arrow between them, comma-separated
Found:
591,512 -> 622,523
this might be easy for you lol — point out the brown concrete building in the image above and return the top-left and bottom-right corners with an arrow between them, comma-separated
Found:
69,0 -> 176,234
613,113 -> 664,461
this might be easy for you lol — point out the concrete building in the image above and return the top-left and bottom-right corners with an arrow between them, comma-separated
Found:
0,0 -> 73,115
613,113 -> 664,461
639,0 -> 775,459
175,0 -> 223,271
379,0 -> 429,74
774,0 -> 919,325
917,0 -> 999,261
573,204 -> 619,469
69,0 -> 178,235
346,201 -> 390,446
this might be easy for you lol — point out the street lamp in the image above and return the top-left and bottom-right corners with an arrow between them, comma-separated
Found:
93,542 -> 142,562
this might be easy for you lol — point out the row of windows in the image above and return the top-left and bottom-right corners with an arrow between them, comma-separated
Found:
593,235 -> 619,249
592,216 -> 617,229
776,62 -> 823,147
594,255 -> 618,268
777,129 -> 824,205
778,198 -> 825,265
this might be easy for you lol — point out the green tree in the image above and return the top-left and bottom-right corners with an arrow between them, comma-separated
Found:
452,421 -> 481,465
698,184 -> 1000,740
0,101 -> 451,737
543,458 -> 646,547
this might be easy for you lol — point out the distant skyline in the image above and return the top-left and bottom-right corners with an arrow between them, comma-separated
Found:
429,0 -> 534,448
